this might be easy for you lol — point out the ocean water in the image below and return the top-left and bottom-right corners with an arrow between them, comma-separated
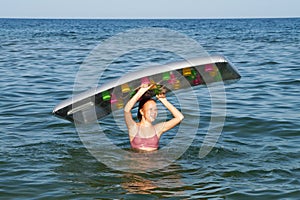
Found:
0,18 -> 299,199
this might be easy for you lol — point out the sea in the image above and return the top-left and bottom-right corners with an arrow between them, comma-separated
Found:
0,18 -> 299,199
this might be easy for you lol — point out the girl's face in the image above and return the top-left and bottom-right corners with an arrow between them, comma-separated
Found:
141,100 -> 157,122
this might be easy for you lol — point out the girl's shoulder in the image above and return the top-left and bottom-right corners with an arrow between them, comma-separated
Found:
128,123 -> 138,140
154,122 -> 166,137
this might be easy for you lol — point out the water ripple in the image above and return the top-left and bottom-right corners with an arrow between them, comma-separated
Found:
0,18 -> 300,199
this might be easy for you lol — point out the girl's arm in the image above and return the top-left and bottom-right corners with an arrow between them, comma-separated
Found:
124,84 -> 152,129
156,93 -> 184,137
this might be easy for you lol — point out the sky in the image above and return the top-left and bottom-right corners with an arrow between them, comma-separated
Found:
0,0 -> 299,19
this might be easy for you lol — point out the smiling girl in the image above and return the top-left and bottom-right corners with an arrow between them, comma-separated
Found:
124,84 -> 184,151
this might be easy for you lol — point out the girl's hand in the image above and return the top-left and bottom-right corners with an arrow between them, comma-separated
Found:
156,88 -> 167,99
140,83 -> 152,89
138,83 -> 153,96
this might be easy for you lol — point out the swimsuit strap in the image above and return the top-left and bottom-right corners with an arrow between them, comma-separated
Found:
153,125 -> 158,136
136,124 -> 157,138
136,124 -> 141,137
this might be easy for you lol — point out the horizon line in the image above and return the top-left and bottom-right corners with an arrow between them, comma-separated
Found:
1,16 -> 299,20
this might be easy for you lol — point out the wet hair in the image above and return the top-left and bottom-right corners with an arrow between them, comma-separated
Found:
137,92 -> 156,121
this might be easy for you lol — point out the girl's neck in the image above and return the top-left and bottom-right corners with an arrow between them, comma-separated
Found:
139,119 -> 152,127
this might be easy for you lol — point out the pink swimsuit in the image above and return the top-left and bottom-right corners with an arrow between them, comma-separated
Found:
130,126 -> 159,149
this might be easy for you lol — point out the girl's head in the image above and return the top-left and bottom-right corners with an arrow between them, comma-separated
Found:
137,97 -> 157,122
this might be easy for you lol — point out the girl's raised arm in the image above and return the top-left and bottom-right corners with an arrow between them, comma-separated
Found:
124,84 -> 152,129
156,93 -> 184,137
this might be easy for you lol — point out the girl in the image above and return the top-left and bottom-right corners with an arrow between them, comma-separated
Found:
124,84 -> 184,151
